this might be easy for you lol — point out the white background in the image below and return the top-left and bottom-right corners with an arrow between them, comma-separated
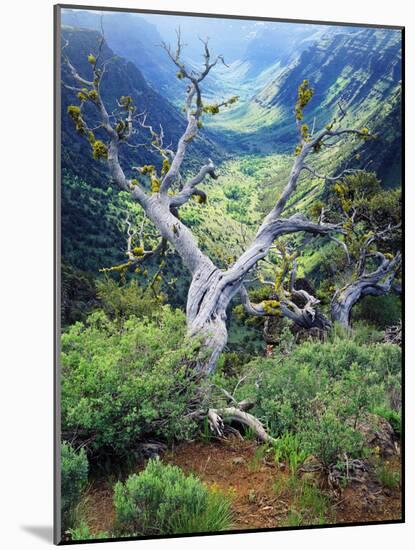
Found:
0,0 -> 412,548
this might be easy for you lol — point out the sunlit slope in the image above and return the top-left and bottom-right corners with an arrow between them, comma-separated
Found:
207,28 -> 402,186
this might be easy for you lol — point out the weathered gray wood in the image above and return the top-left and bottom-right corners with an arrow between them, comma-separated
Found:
63,36 -> 393,374
331,252 -> 401,327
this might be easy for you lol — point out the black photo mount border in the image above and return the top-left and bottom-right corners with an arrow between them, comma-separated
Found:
54,3 -> 405,544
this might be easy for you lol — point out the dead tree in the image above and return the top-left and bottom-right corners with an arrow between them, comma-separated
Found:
63,33 -> 373,375
239,247 -> 332,332
331,233 -> 401,327
324,172 -> 402,328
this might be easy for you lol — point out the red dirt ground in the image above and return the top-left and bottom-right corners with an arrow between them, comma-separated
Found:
83,436 -> 402,536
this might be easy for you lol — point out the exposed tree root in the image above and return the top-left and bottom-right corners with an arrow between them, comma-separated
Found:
207,407 -> 276,444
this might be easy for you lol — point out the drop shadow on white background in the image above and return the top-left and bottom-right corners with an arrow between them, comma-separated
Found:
20,526 -> 53,544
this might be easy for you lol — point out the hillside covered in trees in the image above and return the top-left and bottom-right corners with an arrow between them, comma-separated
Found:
58,7 -> 403,543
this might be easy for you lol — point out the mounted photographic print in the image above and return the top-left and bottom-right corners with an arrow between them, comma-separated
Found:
54,4 -> 404,544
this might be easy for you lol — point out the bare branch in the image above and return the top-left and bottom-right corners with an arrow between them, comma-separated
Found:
239,285 -> 269,317
356,222 -> 402,276
170,159 -> 218,207
332,251 -> 402,327
329,236 -> 351,264
62,39 -> 94,87
159,31 -> 230,195
239,282 -> 329,331
302,164 -> 363,182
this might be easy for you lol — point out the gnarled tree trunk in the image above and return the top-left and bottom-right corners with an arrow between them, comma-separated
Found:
63,34 -> 373,374
186,267 -> 231,374
331,253 -> 401,328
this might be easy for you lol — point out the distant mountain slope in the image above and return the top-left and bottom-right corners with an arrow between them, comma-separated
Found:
60,12 -> 402,187
238,22 -> 335,80
59,19 -> 402,278
60,10 -> 332,101
61,9 -> 259,103
198,22 -> 337,104
60,27 -> 224,276
61,27 -> 222,185
261,28 -> 401,122
209,27 -> 402,185
61,10 -> 182,97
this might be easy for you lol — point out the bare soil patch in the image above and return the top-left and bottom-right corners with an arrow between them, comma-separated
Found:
83,437 -> 402,536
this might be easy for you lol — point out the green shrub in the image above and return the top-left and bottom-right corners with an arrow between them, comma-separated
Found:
334,362 -> 383,428
217,351 -> 253,378
249,444 -> 271,471
299,411 -> 363,469
285,511 -> 303,527
354,295 -> 401,329
234,340 -> 401,435
375,461 -> 401,489
297,481 -> 330,524
287,481 -> 330,526
68,522 -> 109,541
373,406 -> 401,435
114,459 -> 232,535
61,307 -> 203,458
235,356 -> 328,435
290,339 -> 401,379
96,278 -> 164,321
273,433 -> 308,475
330,320 -> 384,345
61,442 -> 89,531
274,475 -> 331,526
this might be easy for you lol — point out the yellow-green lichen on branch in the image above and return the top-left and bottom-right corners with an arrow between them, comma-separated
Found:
202,104 -> 220,115
67,105 -> 86,135
294,144 -> 303,156
150,175 -> 160,193
67,105 -> 81,120
300,123 -> 310,141
333,181 -> 352,213
358,127 -> 374,141
88,90 -> 98,102
202,96 -> 239,117
161,158 -> 170,176
115,120 -> 126,136
77,88 -> 89,102
140,165 -> 155,175
309,200 -> 324,220
119,95 -> 134,110
194,194 -> 207,204
92,140 -> 108,160
99,260 -> 132,273
261,300 -> 281,315
295,80 -> 314,121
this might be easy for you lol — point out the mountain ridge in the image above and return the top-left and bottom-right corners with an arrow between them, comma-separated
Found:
61,26 -> 223,186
